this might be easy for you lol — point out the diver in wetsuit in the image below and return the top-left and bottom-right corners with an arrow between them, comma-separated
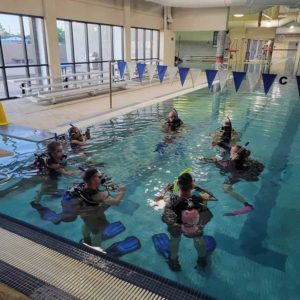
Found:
202,144 -> 264,210
162,173 -> 213,271
68,124 -> 91,146
163,109 -> 183,133
80,168 -> 125,246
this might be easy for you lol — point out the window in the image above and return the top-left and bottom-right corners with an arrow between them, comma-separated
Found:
0,13 -> 48,99
57,19 -> 123,75
131,27 -> 159,63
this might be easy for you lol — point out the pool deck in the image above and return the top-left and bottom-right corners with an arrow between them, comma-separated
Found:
2,75 -> 208,135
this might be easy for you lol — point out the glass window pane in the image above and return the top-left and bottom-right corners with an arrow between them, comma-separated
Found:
113,26 -> 123,60
29,66 -> 48,85
74,63 -> 88,74
0,69 -> 7,99
0,14 -> 26,66
60,64 -> 74,75
73,22 -> 87,62
131,28 -> 136,60
88,24 -> 100,63
101,25 -> 112,61
57,20 -> 73,64
23,17 -> 47,65
152,30 -> 159,59
145,30 -> 151,59
137,29 -> 144,60
6,67 -> 27,97
90,62 -> 101,72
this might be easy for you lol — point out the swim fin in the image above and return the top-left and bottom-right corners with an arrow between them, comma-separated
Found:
102,221 -> 126,241
152,233 -> 216,258
30,201 -> 61,225
152,233 -> 170,259
105,236 -> 141,258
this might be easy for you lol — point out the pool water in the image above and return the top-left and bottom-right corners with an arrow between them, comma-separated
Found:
1,78 -> 300,299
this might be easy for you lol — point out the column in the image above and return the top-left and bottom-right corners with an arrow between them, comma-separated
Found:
123,0 -> 131,62
42,0 -> 61,78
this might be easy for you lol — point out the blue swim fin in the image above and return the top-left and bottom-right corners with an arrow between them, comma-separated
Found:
105,236 -> 141,258
30,201 -> 61,225
102,221 -> 126,241
152,233 -> 170,259
152,233 -> 216,258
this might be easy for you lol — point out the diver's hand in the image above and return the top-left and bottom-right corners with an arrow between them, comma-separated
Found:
201,193 -> 212,201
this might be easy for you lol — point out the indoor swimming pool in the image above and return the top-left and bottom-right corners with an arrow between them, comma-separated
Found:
1,78 -> 299,300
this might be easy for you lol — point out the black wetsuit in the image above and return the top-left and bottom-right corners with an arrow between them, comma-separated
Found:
46,155 -> 67,179
166,118 -> 183,132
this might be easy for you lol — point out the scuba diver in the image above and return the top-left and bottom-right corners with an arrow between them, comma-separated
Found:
80,168 -> 125,247
200,143 -> 264,215
155,109 -> 184,155
68,124 -> 91,146
32,141 -> 78,204
155,172 -> 214,271
162,109 -> 184,133
211,117 -> 240,151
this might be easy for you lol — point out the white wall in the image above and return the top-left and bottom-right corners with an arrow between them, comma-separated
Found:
170,7 -> 229,31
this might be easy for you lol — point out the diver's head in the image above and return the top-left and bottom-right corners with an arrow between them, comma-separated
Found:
230,145 -> 251,162
69,125 -> 82,140
222,118 -> 232,131
177,173 -> 193,194
47,141 -> 64,160
168,109 -> 178,123
83,168 -> 106,187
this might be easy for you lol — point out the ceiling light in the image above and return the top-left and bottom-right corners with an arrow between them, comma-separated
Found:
234,14 -> 244,18
290,25 -> 294,29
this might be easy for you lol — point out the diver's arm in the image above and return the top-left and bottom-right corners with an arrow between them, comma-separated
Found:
47,163 -> 77,175
102,186 -> 125,206
70,139 -> 87,146
162,199 -> 178,225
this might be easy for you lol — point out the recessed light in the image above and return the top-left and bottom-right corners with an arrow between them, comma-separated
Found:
234,14 -> 244,18
290,25 -> 294,29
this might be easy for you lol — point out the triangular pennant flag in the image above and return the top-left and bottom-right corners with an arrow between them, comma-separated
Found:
178,67 -> 190,86
262,73 -> 277,95
117,60 -> 126,79
127,62 -> 136,80
190,69 -> 201,87
232,71 -> 246,92
247,72 -> 261,92
137,63 -> 146,82
218,69 -> 230,91
157,65 -> 168,83
167,66 -> 178,81
147,64 -> 156,82
205,69 -> 218,90
296,75 -> 300,98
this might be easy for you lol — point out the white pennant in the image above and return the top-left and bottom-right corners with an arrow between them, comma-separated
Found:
218,69 -> 230,91
147,64 -> 156,82
127,62 -> 136,80
190,69 -> 201,87
247,72 -> 261,91
167,66 -> 178,81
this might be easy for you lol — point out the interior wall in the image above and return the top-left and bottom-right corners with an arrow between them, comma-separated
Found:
175,32 -> 216,59
170,7 -> 229,31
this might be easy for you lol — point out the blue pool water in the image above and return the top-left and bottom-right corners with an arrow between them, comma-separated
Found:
1,78 -> 300,299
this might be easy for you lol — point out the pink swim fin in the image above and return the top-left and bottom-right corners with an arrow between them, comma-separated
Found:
224,204 -> 254,217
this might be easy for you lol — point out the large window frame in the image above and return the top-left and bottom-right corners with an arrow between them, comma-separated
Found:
57,18 -> 124,75
131,27 -> 160,63
0,12 -> 49,100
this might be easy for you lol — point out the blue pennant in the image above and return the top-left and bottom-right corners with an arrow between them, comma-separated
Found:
262,73 -> 277,95
117,60 -> 126,79
178,67 -> 190,86
157,65 -> 168,83
205,69 -> 218,90
296,75 -> 300,98
137,63 -> 146,82
232,71 -> 246,92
